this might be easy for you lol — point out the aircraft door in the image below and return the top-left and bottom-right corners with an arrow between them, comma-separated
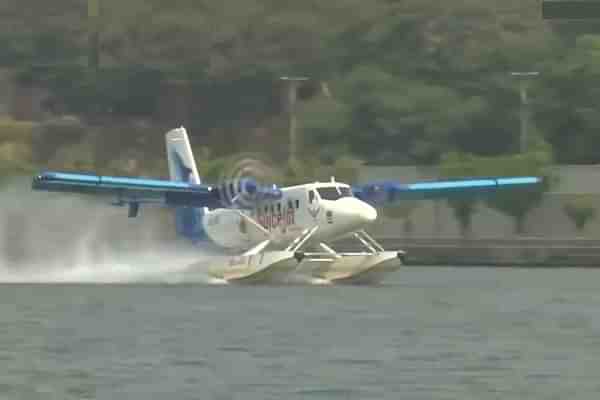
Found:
307,189 -> 321,220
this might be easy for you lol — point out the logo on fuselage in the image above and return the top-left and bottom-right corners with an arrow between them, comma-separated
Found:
307,204 -> 320,219
257,204 -> 295,231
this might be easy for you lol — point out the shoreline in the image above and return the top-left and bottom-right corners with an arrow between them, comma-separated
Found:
336,237 -> 600,267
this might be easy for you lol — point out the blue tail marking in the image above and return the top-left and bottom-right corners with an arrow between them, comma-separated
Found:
175,206 -> 207,243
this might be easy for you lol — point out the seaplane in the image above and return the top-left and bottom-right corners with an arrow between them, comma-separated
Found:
32,127 -> 541,284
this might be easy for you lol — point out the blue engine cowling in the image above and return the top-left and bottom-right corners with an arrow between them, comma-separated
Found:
215,178 -> 282,209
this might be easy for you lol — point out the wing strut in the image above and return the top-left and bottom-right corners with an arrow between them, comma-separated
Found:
128,202 -> 140,218
285,225 -> 319,252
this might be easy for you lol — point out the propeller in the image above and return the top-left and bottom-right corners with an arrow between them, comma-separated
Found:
216,155 -> 282,208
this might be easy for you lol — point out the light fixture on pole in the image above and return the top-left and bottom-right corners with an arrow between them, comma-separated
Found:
510,71 -> 539,153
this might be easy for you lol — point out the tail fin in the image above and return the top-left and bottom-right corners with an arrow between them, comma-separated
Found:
166,127 -> 207,242
166,127 -> 201,184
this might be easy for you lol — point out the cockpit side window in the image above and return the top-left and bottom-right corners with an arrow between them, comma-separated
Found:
308,190 -> 315,203
339,187 -> 352,197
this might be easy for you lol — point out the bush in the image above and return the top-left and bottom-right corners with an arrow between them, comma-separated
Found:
321,155 -> 363,183
17,65 -> 165,116
0,118 -> 36,177
0,118 -> 37,144
563,195 -> 596,233
381,201 -> 419,220
439,152 -> 480,237
31,116 -> 86,163
439,149 -> 554,235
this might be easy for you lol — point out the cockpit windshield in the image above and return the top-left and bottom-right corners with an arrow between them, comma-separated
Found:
316,186 -> 353,200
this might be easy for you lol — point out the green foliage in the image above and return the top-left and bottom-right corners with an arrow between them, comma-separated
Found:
0,29 -> 82,67
283,155 -> 321,186
452,199 -> 476,238
31,116 -> 87,164
0,118 -> 36,178
563,195 -> 596,233
196,150 -> 362,195
18,65 -> 165,116
2,0 -> 600,168
0,145 -> 34,178
199,152 -> 285,186
333,65 -> 487,164
299,95 -> 352,159
381,201 -> 419,220
440,147 -> 554,235
439,152 -> 480,237
0,118 -> 36,144
535,34 -> 600,164
323,156 -> 363,184
479,151 -> 553,235
46,141 -> 97,173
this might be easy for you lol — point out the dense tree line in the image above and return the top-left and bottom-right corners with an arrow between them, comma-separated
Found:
1,0 -> 600,167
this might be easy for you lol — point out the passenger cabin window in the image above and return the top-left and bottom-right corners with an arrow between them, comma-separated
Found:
288,200 -> 293,209
295,199 -> 299,209
277,203 -> 281,213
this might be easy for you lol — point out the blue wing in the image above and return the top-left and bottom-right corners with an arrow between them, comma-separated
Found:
32,170 -> 281,216
352,176 -> 542,206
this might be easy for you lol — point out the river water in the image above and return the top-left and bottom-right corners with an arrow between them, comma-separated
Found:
1,267 -> 600,399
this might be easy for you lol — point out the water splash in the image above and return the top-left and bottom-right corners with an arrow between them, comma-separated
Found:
0,177 -> 219,284
285,273 -> 332,286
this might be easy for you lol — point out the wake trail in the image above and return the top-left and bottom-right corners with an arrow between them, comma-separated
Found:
0,177 -> 220,284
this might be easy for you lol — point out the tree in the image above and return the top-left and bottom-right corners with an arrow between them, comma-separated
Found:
439,152 -> 480,238
336,65 -> 486,165
439,146 -> 554,236
298,95 -> 352,163
381,201 -> 419,220
535,34 -> 600,164
479,149 -> 554,235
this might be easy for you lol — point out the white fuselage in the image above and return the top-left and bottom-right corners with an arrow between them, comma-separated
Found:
201,182 -> 377,250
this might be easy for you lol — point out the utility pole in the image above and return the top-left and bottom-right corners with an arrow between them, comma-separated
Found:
510,71 -> 539,153
88,0 -> 101,71
280,76 -> 308,168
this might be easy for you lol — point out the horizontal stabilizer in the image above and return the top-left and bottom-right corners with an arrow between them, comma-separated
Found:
352,176 -> 542,205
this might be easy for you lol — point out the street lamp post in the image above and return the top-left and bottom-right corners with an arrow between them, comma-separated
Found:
510,71 -> 539,153
280,76 -> 308,168
88,0 -> 101,71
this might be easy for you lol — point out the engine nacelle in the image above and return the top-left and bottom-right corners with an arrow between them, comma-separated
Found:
216,178 -> 282,209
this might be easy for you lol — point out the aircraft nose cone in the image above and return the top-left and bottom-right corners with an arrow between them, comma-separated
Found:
333,198 -> 378,228
357,201 -> 377,223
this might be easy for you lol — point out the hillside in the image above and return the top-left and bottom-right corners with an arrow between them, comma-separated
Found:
1,0 -> 600,179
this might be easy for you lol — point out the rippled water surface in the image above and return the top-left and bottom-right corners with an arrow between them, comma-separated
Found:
2,267 -> 600,399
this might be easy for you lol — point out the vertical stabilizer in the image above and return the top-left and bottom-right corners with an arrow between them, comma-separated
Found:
165,127 -> 201,184
166,127 -> 207,243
